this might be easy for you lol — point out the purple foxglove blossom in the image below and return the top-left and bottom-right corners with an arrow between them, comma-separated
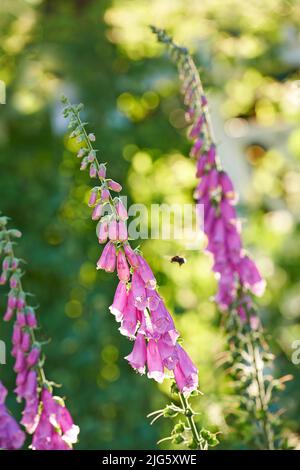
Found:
2,257 -> 10,271
31,389 -> 79,450
17,295 -> 25,310
219,171 -> 235,198
88,190 -> 98,207
3,307 -> 14,321
97,241 -> 116,273
98,164 -> 106,179
40,389 -> 79,448
89,163 -> 97,178
195,174 -> 210,199
80,157 -> 88,170
21,331 -> 31,352
23,370 -> 38,400
208,168 -> 219,192
146,288 -> 161,311
12,324 -> 21,345
124,244 -> 139,267
220,199 -> 236,221
196,154 -> 208,178
150,302 -> 178,338
8,294 -> 17,309
10,275 -> 18,288
31,410 -> 54,450
117,220 -> 128,242
215,268 -> 235,309
101,188 -> 110,201
26,308 -> 37,328
21,396 -> 39,433
27,347 -> 41,367
115,199 -> 128,220
117,250 -> 130,283
207,145 -> 216,165
109,281 -> 127,322
108,220 -> 118,241
119,291 -> 138,338
14,349 -> 26,373
174,344 -> 198,395
188,115 -> 204,140
147,339 -> 164,383
136,255 -> 156,289
226,229 -> 242,265
211,218 -> 226,247
16,370 -> 28,386
131,271 -> 147,310
0,382 -> 25,450
190,138 -> 203,158
98,220 -> 108,243
96,241 -> 116,272
91,203 -> 102,221
238,256 -> 266,297
125,333 -> 147,374
157,333 -> 179,370
108,180 -> 122,192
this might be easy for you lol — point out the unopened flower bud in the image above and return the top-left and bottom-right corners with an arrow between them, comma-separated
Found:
89,163 -> 97,178
92,204 -> 103,221
98,221 -> 109,244
108,220 -> 118,241
27,347 -> 41,367
117,220 -> 128,242
80,157 -> 89,171
101,188 -> 110,201
87,150 -> 96,162
115,199 -> 128,220
98,164 -> 106,179
88,190 -> 98,207
108,180 -> 122,192
26,308 -> 37,328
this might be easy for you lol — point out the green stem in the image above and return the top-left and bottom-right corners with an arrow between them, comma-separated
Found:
246,332 -> 275,449
178,392 -> 203,450
2,228 -> 49,389
69,103 -> 118,217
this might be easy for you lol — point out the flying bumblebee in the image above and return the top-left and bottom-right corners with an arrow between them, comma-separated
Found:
170,255 -> 186,266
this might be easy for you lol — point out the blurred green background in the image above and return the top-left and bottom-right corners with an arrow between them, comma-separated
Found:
1,0 -> 300,449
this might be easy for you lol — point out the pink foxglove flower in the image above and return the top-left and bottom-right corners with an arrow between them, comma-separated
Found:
62,97 -> 200,403
173,345 -> 198,396
124,244 -> 139,267
117,220 -> 128,242
117,250 -> 130,282
108,180 -> 122,192
0,218 -> 79,450
31,389 -> 79,450
146,339 -> 165,383
115,199 -> 128,220
109,280 -> 127,322
125,333 -> 147,374
0,381 -> 25,450
96,241 -> 116,272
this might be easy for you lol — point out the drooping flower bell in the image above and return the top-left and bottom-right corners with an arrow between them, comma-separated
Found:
0,381 -> 25,450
